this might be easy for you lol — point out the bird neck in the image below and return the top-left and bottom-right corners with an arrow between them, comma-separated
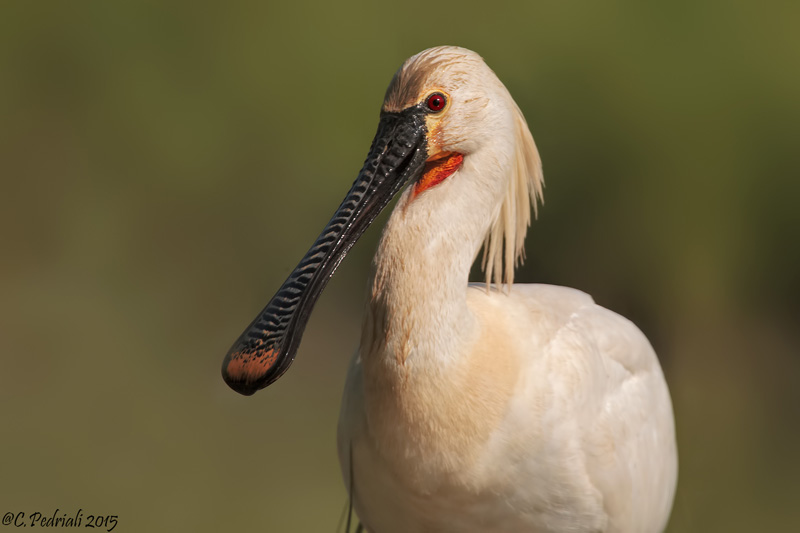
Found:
357,152 -> 520,481
363,153 -> 503,369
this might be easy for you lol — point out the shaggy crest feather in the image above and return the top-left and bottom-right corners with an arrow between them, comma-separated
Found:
481,99 -> 544,289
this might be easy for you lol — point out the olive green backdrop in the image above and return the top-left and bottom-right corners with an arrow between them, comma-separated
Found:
1,1 -> 798,531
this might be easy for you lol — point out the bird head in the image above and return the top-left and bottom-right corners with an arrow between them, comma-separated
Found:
222,46 -> 542,395
383,47 -> 543,286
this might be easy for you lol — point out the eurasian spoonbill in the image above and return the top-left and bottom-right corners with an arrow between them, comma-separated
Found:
222,45 -> 677,533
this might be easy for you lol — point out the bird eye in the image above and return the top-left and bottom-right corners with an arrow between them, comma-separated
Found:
426,93 -> 446,112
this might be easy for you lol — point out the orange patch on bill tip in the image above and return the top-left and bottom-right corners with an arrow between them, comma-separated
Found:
225,347 -> 279,382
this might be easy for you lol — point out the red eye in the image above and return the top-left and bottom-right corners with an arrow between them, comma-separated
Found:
426,93 -> 446,112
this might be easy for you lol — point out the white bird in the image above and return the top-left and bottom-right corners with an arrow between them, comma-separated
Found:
222,46 -> 677,533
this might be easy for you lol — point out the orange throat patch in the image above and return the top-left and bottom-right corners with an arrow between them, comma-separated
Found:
412,152 -> 464,198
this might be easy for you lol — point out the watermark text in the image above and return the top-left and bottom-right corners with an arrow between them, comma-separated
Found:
2,509 -> 117,531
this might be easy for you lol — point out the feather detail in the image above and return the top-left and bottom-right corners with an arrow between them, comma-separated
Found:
481,99 -> 544,289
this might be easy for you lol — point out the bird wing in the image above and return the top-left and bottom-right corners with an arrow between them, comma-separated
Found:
472,283 -> 677,532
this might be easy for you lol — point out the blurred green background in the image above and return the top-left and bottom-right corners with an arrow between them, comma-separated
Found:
1,1 -> 798,531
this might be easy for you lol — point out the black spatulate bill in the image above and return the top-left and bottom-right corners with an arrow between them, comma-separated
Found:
222,109 -> 428,395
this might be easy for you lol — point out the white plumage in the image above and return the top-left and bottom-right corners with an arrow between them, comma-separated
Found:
336,46 -> 677,532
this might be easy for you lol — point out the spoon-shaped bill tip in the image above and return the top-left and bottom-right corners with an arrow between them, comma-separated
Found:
222,109 -> 430,395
